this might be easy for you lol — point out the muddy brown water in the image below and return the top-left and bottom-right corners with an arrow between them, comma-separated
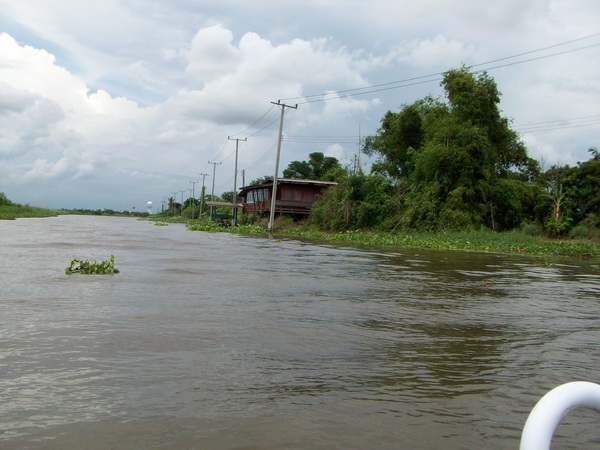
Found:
1,215 -> 599,449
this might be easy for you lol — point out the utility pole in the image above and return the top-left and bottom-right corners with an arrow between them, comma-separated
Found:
179,190 -> 185,216
357,121 -> 362,174
268,100 -> 297,232
172,192 -> 177,216
189,180 -> 198,219
198,173 -> 209,218
228,137 -> 247,226
162,196 -> 167,213
208,161 -> 221,219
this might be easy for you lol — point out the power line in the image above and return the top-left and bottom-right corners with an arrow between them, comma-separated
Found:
280,32 -> 600,105
470,32 -> 600,69
515,116 -> 600,134
204,33 -> 600,189
515,114 -> 600,127
228,105 -> 277,137
245,115 -> 281,137
283,135 -> 358,143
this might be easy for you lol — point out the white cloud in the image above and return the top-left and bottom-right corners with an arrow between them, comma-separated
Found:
0,0 -> 598,209
184,25 -> 242,82
395,35 -> 480,69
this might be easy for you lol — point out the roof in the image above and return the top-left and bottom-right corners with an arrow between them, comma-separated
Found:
239,178 -> 337,193
205,201 -> 243,208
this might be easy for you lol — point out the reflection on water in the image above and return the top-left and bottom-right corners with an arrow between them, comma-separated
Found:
1,215 -> 599,448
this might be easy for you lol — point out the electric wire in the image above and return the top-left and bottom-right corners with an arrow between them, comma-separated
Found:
228,105 -> 277,137
279,32 -> 600,104
197,33 -> 600,197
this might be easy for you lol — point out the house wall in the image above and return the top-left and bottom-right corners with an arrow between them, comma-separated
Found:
240,183 -> 328,216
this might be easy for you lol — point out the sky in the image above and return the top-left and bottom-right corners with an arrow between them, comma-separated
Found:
0,0 -> 599,211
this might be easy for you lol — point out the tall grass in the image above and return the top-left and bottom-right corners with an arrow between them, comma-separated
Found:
0,204 -> 60,220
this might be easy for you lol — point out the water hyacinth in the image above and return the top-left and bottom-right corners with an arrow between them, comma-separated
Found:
65,255 -> 120,275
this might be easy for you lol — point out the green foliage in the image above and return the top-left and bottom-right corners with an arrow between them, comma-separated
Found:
65,255 -> 120,275
544,217 -> 572,238
220,191 -> 235,203
536,149 -> 599,235
150,215 -> 186,224
519,221 -> 543,237
360,67 -> 541,232
283,152 -> 342,180
562,148 -> 600,225
0,192 -> 14,206
0,193 -> 60,220
568,223 -> 596,240
186,220 -> 264,235
281,227 -> 599,258
311,173 -> 394,231
364,98 -> 442,180
249,176 -> 271,186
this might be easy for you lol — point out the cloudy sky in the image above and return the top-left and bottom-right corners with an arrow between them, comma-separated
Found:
1,0 -> 599,210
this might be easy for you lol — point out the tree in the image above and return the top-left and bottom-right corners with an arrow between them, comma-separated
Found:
363,67 -> 536,231
441,67 -> 531,175
283,152 -> 342,180
0,192 -> 14,206
542,148 -> 600,230
364,98 -> 439,180
249,176 -> 270,186
221,191 -> 235,203
311,173 -> 394,231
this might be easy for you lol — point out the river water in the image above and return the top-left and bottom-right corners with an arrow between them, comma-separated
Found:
1,215 -> 599,449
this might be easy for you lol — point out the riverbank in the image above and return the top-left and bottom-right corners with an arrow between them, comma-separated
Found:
183,219 -> 599,259
0,204 -> 62,220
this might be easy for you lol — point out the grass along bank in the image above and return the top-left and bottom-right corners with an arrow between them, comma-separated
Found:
182,217 -> 599,259
0,204 -> 61,220
281,228 -> 599,258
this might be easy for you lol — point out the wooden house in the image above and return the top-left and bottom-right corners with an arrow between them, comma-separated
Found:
238,178 -> 337,216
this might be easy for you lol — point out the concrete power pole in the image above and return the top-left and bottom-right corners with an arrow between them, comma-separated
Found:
268,101 -> 297,233
228,137 -> 247,226
208,161 -> 221,219
198,173 -> 209,218
357,121 -> 362,174
189,180 -> 198,219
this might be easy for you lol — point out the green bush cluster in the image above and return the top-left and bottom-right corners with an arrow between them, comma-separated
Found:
65,255 -> 120,275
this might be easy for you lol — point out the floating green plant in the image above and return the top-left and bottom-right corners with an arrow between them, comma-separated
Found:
65,255 -> 120,275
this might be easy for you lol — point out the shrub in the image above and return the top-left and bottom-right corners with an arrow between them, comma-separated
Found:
544,217 -> 572,238
568,223 -> 597,241
519,221 -> 543,237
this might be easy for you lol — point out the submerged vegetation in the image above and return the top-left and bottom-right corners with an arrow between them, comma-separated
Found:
65,255 -> 120,275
